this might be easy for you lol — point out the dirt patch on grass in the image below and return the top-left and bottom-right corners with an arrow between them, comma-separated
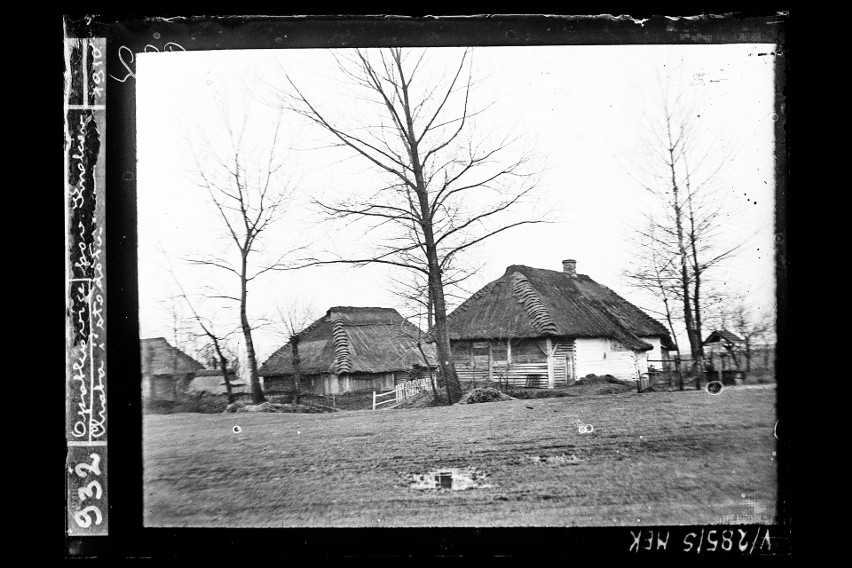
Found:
576,383 -> 634,395
225,400 -> 337,413
502,376 -> 635,400
146,393 -> 341,415
270,391 -> 378,411
146,392 -> 253,415
396,380 -> 629,409
406,467 -> 494,491
526,454 -> 582,466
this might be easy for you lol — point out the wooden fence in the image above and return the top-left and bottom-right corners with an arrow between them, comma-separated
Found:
372,378 -> 434,410
645,358 -> 753,390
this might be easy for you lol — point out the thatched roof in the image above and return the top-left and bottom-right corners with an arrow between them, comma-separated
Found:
259,307 -> 436,377
140,337 -> 204,376
703,329 -> 745,345
445,265 -> 676,351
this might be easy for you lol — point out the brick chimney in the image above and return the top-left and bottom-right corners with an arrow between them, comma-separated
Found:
562,259 -> 577,278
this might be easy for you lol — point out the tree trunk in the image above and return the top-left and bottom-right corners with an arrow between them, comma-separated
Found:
661,295 -> 680,354
685,168 -> 706,384
220,361 -> 234,404
745,339 -> 752,373
211,338 -> 235,404
689,249 -> 705,388
666,121 -> 703,388
675,356 -> 684,391
418,207 -> 462,404
399,71 -> 463,405
416,340 -> 440,403
427,285 -> 434,331
430,280 -> 463,403
291,334 -> 302,405
241,254 -> 265,404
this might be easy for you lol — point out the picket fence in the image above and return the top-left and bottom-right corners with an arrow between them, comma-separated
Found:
373,378 -> 434,410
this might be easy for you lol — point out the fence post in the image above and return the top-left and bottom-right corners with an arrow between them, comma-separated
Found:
372,391 -> 376,411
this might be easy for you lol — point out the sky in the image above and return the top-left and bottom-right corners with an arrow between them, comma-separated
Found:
136,44 -> 779,365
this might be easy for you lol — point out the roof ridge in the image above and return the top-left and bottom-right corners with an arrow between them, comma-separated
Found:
510,271 -> 558,335
330,314 -> 352,374
447,280 -> 501,320
584,295 -> 653,350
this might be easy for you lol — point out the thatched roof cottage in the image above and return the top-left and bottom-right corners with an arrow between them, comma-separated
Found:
259,307 -> 436,396
445,260 -> 677,387
140,337 -> 205,402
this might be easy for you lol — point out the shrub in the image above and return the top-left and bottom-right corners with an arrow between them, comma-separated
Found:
505,389 -> 574,400
578,374 -> 626,385
457,387 -> 515,404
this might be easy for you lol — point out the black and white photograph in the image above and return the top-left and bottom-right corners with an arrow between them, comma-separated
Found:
65,13 -> 790,555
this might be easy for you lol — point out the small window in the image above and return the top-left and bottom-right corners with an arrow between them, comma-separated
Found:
511,339 -> 547,363
473,345 -> 489,357
491,342 -> 508,362
610,339 -> 630,351
452,343 -> 471,362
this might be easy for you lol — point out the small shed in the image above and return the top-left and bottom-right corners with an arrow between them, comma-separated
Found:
703,329 -> 747,374
703,329 -> 746,352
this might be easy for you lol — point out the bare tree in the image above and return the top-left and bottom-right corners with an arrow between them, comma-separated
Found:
176,290 -> 241,405
272,301 -> 318,405
278,48 -> 543,403
185,101 -> 303,404
622,78 -> 743,384
388,260 -> 481,332
159,249 -> 243,404
722,299 -> 774,373
623,217 -> 681,354
167,296 -> 187,403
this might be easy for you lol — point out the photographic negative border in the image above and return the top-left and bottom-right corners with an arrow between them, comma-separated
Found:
63,12 -> 791,558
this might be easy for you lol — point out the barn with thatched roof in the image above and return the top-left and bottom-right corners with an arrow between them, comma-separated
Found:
259,307 -> 436,396
140,337 -> 205,403
445,260 -> 677,386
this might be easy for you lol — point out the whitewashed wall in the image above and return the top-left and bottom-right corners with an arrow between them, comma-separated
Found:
640,337 -> 665,365
574,338 -> 640,381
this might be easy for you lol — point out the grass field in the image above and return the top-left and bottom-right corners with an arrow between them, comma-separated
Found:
143,386 -> 777,527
